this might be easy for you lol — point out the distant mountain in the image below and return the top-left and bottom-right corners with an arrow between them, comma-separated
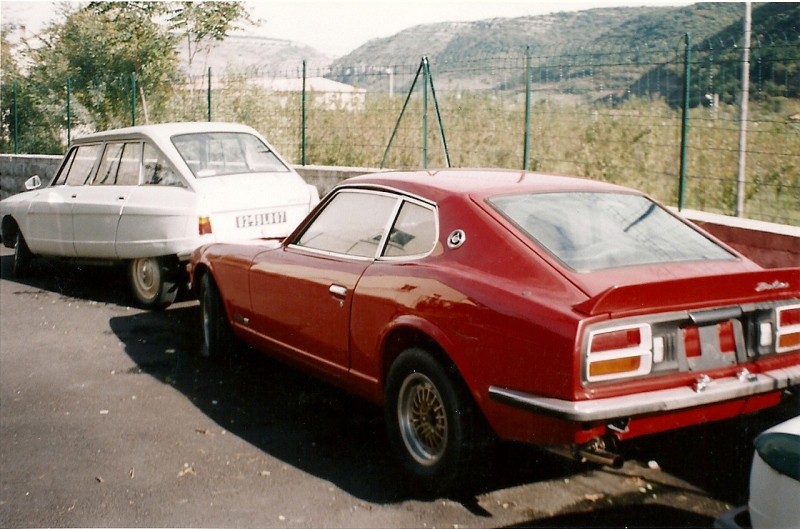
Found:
331,3 -> 746,68
186,35 -> 332,78
629,2 -> 800,106
324,2 -> 796,100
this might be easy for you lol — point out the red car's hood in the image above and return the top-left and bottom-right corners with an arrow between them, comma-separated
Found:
570,263 -> 800,317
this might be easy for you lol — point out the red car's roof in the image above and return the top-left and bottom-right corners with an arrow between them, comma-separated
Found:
344,168 -> 637,200
343,168 -> 775,307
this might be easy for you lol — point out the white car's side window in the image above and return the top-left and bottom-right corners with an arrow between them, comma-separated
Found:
143,143 -> 185,187
93,142 -> 141,186
61,144 -> 102,186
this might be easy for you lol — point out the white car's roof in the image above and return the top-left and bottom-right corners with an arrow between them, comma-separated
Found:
761,415 -> 800,437
71,121 -> 262,145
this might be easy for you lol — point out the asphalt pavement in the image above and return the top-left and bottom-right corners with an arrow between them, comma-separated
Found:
1,246 -> 796,528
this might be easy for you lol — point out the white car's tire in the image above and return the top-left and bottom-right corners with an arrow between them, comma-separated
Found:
129,256 -> 178,310
12,231 -> 33,277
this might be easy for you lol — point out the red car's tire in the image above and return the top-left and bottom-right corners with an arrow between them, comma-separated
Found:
199,272 -> 234,359
385,347 -> 492,495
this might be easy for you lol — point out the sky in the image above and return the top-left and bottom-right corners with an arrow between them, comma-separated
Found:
1,0 -> 697,57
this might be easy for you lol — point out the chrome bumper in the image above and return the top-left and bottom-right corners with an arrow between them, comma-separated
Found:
488,364 -> 800,422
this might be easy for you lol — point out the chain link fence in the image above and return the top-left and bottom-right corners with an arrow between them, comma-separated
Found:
3,33 -> 799,225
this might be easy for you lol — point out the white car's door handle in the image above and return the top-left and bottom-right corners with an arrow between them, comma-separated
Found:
329,284 -> 347,299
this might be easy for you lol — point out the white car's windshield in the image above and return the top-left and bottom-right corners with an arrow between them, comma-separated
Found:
489,192 -> 737,272
172,132 -> 289,178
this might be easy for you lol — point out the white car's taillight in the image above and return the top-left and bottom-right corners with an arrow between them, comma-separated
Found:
775,304 -> 800,353
198,216 -> 212,235
585,324 -> 653,382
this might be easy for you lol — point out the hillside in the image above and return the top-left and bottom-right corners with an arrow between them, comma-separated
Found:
331,3 -> 743,70
182,35 -> 332,77
324,2 -> 796,100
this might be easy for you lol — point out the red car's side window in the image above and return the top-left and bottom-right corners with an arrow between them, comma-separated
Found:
382,201 -> 436,258
296,190 -> 398,258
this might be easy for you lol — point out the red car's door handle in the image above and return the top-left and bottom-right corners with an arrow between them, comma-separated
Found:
329,284 -> 347,300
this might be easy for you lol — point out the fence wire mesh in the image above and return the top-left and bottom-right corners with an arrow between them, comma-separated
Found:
3,34 -> 799,225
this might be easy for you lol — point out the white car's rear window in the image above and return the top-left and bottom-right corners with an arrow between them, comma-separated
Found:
172,132 -> 289,178
489,192 -> 737,272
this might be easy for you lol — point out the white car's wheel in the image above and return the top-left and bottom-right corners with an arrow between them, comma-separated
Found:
129,256 -> 178,310
12,231 -> 33,277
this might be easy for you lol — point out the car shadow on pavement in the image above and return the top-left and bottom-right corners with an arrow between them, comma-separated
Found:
107,305 -> 588,505
502,503 -> 713,528
0,254 -> 192,306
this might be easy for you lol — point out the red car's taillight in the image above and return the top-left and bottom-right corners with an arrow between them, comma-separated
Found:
776,305 -> 800,353
586,324 -> 653,382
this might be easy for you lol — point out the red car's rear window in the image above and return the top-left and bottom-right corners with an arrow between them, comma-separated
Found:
488,192 -> 736,272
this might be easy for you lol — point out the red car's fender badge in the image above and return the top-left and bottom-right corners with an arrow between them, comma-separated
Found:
447,229 -> 466,249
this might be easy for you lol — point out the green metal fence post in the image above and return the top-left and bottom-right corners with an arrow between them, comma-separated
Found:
678,33 -> 692,211
301,60 -> 307,166
422,56 -> 428,169
13,80 -> 18,154
380,60 -> 424,169
207,67 -> 212,122
523,45 -> 532,171
66,77 -> 72,146
131,72 -> 137,126
424,58 -> 451,168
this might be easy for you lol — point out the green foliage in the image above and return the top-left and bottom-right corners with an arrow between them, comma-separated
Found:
24,2 -> 179,131
0,25 -> 62,153
14,1 -> 252,134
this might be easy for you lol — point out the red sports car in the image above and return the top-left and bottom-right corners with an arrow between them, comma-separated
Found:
190,169 -> 800,493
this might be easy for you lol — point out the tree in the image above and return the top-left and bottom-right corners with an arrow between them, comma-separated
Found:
16,2 -> 255,134
26,2 -> 180,130
166,2 -> 256,79
1,24 -> 62,154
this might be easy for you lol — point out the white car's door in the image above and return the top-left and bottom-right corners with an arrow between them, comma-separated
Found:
72,142 -> 140,258
24,187 -> 77,256
115,142 -> 199,260
24,144 -> 103,257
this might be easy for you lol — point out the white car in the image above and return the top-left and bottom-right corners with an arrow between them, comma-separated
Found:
0,122 -> 319,309
715,414 -> 800,529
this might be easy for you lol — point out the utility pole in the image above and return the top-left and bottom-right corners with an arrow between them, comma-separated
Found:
736,2 -> 751,217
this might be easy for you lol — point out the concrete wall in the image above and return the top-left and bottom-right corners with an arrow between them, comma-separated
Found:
1,154 -> 797,269
680,209 -> 799,269
0,154 -> 62,199
0,155 -> 364,199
